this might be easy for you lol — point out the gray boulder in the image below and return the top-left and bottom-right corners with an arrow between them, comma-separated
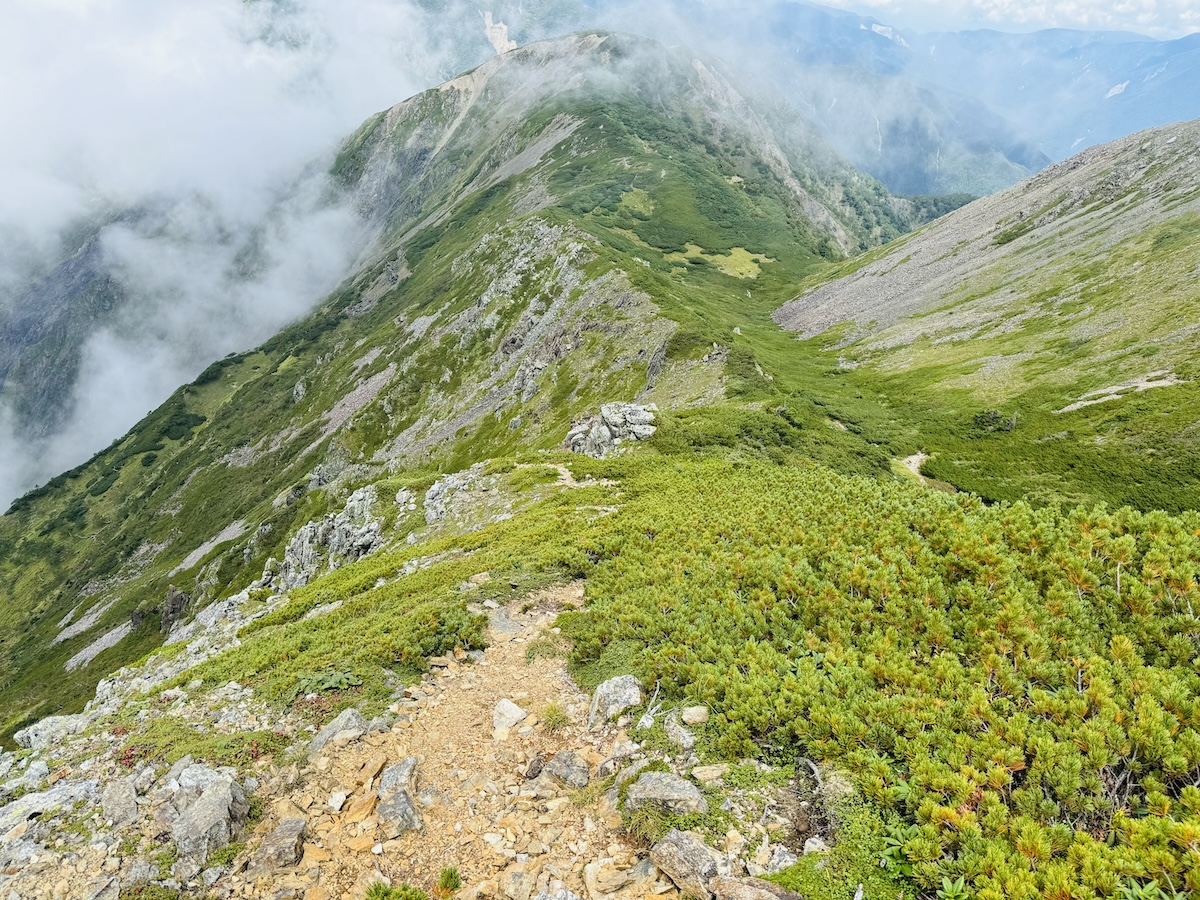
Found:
0,780 -> 99,837
650,830 -> 718,900
378,789 -> 423,836
101,779 -> 140,827
249,818 -> 306,871
626,772 -> 708,816
308,707 -> 367,755
544,751 -> 589,789
710,877 -> 802,900
172,779 -> 249,864
14,714 -> 88,751
379,758 -> 419,796
588,675 -> 643,729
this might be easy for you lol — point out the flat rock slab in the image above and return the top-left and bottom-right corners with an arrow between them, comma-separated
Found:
626,772 -> 707,816
544,751 -> 590,789
710,877 -> 802,900
250,818 -> 306,871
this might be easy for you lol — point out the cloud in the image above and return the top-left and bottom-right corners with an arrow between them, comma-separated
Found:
816,0 -> 1200,37
0,0 -> 498,506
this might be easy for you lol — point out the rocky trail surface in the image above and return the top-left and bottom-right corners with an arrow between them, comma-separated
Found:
1,575 -> 824,900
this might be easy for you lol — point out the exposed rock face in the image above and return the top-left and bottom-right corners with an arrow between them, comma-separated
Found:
588,675 -> 643,729
650,830 -> 718,900
160,585 -> 190,633
14,714 -> 88,751
625,772 -> 708,816
273,486 -> 383,591
171,778 -> 249,864
567,403 -> 657,458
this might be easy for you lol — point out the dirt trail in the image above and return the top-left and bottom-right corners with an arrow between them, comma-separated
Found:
242,582 -> 650,900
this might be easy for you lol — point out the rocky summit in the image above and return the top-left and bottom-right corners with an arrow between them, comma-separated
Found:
3,24 -> 1200,900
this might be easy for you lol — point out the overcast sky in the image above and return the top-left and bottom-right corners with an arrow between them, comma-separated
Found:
821,0 -> 1200,37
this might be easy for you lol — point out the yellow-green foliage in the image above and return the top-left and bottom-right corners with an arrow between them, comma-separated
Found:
556,457 -> 1200,899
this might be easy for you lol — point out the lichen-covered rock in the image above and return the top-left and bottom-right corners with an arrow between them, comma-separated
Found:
14,714 -> 88,751
379,757 -> 420,796
626,772 -> 708,816
172,779 -> 249,864
566,404 -> 657,458
588,675 -> 643,729
378,789 -> 423,835
650,829 -> 718,900
544,751 -> 589,789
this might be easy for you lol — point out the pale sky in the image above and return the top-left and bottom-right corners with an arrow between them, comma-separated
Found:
820,0 -> 1200,38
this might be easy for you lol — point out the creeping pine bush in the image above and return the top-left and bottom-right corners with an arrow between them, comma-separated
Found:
559,458 -> 1200,900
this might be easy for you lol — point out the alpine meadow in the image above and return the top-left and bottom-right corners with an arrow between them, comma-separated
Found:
2,13 -> 1200,900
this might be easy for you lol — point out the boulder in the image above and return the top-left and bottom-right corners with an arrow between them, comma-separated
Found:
308,707 -> 367,755
378,757 -> 419,796
588,676 -> 643,729
249,818 -> 306,871
378,789 -> 423,835
544,751 -> 589,789
172,779 -> 249,864
178,764 -> 236,792
626,772 -> 708,816
101,779 -> 140,827
14,714 -> 88,751
650,830 -> 718,900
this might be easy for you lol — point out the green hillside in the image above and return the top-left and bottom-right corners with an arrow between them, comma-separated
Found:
4,33 -> 1200,900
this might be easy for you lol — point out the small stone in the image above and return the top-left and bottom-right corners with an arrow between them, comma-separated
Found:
691,765 -> 729,784
494,699 -> 528,731
524,757 -> 545,780
665,711 -> 695,750
802,837 -> 829,856
681,706 -> 709,726
329,792 -> 347,812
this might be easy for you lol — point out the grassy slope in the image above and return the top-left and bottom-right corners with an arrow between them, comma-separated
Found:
771,120 -> 1200,512
0,35 -> 917,743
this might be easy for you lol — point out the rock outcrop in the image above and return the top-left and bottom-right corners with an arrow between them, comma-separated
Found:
566,403 -> 657,458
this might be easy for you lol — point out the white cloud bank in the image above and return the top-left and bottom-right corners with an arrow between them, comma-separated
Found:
820,0 -> 1200,37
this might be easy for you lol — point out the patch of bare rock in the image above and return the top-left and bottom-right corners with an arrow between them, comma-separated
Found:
1,586 -> 846,900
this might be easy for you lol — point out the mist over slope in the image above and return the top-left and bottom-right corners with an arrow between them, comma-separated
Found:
4,0 -> 1199,510
0,29 -> 916,745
